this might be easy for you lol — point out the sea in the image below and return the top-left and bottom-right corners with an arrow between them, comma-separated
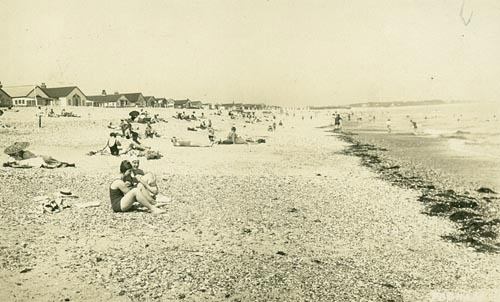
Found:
333,101 -> 500,190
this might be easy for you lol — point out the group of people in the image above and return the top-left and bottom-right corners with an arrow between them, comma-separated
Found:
104,118 -> 164,156
47,108 -> 80,118
109,157 -> 166,214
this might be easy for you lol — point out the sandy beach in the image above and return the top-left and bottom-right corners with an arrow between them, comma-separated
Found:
0,107 -> 499,301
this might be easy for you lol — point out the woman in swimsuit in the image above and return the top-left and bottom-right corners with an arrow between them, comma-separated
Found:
109,160 -> 165,214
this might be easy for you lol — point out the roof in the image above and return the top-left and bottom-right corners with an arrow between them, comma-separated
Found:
2,86 -> 34,97
87,94 -> 127,103
41,86 -> 85,98
0,88 -> 12,98
122,93 -> 143,102
221,103 -> 243,107
174,99 -> 190,105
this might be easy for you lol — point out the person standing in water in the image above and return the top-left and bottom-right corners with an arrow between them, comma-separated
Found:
386,118 -> 392,134
410,120 -> 417,134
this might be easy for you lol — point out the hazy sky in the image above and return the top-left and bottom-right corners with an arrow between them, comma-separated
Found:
1,0 -> 500,107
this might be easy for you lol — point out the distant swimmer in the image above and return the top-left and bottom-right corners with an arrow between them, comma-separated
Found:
386,118 -> 392,134
410,120 -> 418,134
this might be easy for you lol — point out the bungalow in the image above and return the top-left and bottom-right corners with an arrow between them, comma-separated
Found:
123,93 -> 146,107
243,103 -> 266,110
0,83 -> 12,107
155,98 -> 174,108
174,99 -> 191,109
87,91 -> 130,108
143,96 -> 157,107
35,83 -> 87,107
165,98 -> 175,108
220,103 -> 244,110
3,85 -> 53,107
189,101 -> 203,109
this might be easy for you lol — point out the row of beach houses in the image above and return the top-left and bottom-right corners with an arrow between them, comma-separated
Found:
0,82 -> 270,111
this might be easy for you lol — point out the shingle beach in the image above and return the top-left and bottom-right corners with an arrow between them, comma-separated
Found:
1,107 -> 499,302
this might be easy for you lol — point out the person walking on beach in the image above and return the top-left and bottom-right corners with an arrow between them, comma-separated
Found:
410,120 -> 418,134
334,114 -> 342,131
109,160 -> 165,214
386,118 -> 392,134
36,106 -> 44,128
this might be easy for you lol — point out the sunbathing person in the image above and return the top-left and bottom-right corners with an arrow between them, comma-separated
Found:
109,160 -> 165,214
171,137 -> 213,147
4,142 -> 75,168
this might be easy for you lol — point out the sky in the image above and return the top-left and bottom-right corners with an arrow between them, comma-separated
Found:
1,0 -> 500,107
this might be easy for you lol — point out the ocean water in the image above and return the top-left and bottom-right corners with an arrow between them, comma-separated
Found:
343,101 -> 500,161
330,101 -> 500,190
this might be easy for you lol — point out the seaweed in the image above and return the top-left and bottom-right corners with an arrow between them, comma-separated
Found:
339,133 -> 499,253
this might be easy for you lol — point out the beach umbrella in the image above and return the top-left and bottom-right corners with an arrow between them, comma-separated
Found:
129,110 -> 140,118
4,142 -> 30,155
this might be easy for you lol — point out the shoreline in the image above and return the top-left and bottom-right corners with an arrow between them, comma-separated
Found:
335,129 -> 500,253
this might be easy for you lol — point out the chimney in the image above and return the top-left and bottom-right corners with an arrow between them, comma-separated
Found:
114,91 -> 119,95
41,82 -> 47,88
102,90 -> 107,96
0,81 -> 2,89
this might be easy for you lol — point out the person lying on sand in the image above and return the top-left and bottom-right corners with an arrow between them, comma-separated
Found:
171,137 -> 213,147
109,160 -> 166,214
4,142 -> 75,169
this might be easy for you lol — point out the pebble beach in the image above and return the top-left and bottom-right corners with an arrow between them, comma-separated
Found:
1,107 -> 500,301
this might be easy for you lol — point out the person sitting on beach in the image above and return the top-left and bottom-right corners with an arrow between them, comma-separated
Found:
106,132 -> 120,156
48,108 -> 57,118
198,121 -> 207,129
4,142 -> 75,169
220,126 -> 246,144
122,156 -> 146,187
109,160 -> 165,214
144,123 -> 160,138
208,126 -> 215,143
123,131 -> 151,154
